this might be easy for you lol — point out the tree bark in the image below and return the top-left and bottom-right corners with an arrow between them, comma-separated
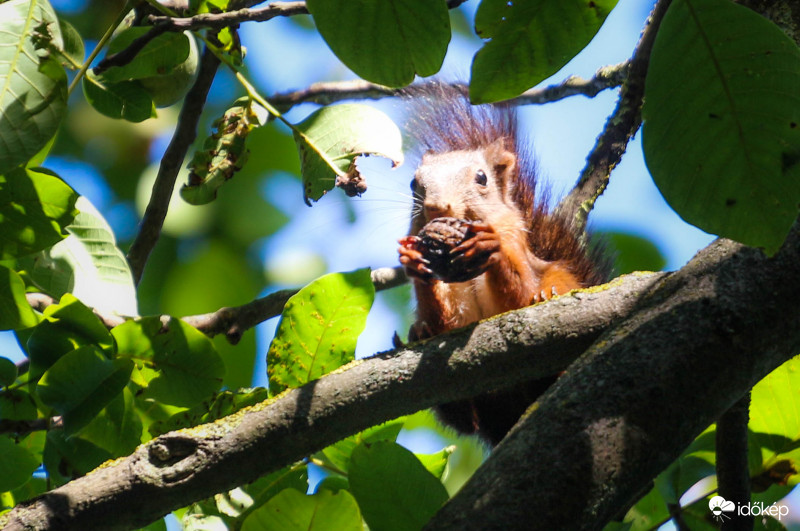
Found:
425,229 -> 800,530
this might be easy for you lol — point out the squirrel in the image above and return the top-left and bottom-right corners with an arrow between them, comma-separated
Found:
397,83 -> 610,446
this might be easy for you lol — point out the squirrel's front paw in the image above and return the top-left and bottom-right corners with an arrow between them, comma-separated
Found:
448,223 -> 501,279
398,236 -> 434,281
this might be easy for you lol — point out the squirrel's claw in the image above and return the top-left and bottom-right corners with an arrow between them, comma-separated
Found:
398,242 -> 434,282
448,230 -> 501,278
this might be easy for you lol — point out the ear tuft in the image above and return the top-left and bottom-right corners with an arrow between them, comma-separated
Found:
485,138 -> 516,178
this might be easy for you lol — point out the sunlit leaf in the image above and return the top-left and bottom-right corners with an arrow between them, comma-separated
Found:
113,317 -> 224,407
267,269 -> 374,394
28,196 -> 138,316
0,0 -> 67,174
292,104 -> 403,204
241,488 -> 361,531
349,441 -> 449,531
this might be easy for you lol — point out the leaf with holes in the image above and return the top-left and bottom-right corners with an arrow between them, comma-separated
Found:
643,0 -> 800,254
0,0 -> 67,175
292,104 -> 403,205
267,269 -> 374,394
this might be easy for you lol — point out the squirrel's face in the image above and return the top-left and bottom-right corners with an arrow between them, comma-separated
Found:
411,144 -> 517,226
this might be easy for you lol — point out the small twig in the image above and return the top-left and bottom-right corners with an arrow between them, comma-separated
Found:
0,417 -> 61,438
146,1 -> 308,32
183,266 -> 407,343
716,392 -> 753,531
126,46 -> 221,285
25,293 -> 126,329
515,61 -> 629,105
556,0 -> 672,231
93,25 -> 170,75
23,267 -> 407,343
146,0 -> 468,34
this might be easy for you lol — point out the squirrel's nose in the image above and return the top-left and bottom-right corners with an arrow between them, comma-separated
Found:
424,202 -> 452,220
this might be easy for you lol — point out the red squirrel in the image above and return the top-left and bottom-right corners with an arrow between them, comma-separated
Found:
398,83 -> 610,445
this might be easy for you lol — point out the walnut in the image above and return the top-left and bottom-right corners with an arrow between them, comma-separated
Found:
416,217 -> 478,282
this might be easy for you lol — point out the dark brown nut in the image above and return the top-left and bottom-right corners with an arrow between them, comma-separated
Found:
416,217 -> 478,282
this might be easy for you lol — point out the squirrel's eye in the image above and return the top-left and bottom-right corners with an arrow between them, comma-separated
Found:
475,169 -> 488,186
410,179 -> 418,192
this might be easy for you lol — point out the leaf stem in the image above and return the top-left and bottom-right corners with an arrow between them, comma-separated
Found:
67,0 -> 135,95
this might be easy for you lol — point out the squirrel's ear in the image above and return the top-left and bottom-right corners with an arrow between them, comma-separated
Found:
485,138 -> 516,179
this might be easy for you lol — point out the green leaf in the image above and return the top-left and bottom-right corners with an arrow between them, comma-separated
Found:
240,465 -> 309,516
349,441 -> 449,531
82,73 -> 155,123
0,0 -> 68,175
415,446 -> 455,480
113,317 -> 224,407
469,0 -> 618,103
78,387 -> 142,457
43,430 -> 111,485
605,232 -> 667,276
0,435 -> 41,492
27,294 -> 115,378
0,357 -> 18,387
0,264 -> 38,330
292,104 -> 403,204
642,0 -> 800,254
101,28 -> 190,83
0,388 -> 38,420
749,357 -> 800,489
28,196 -> 138,316
306,0 -> 449,87
0,167 -> 79,259
267,269 -> 375,394
37,344 -> 133,435
158,241 -> 258,390
149,387 -> 269,436
241,488 -> 362,531
319,420 -> 405,474
57,18 -> 84,69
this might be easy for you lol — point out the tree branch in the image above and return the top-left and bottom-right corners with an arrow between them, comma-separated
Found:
1,271 -> 662,531
7,222 -> 800,529
556,0 -> 671,230
24,267 -> 406,343
181,266 -> 408,343
717,393 -> 753,531
425,226 -> 800,529
126,46 -> 220,285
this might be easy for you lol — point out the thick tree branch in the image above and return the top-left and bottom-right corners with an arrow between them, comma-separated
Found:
7,222 -> 800,529
557,0 -> 671,230
1,272 -> 661,531
425,226 -> 800,529
126,46 -> 220,285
